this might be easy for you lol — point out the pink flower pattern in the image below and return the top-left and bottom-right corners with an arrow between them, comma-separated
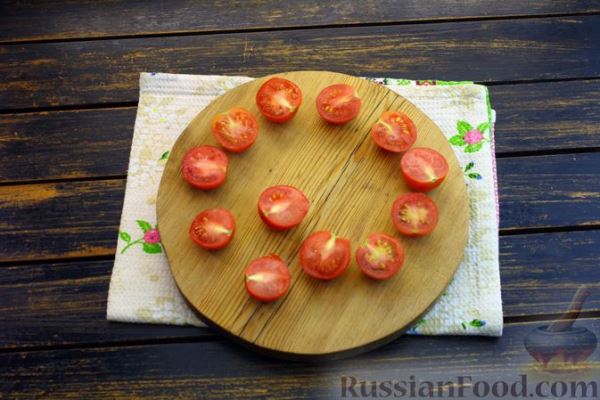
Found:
449,120 -> 489,154
119,220 -> 162,254
464,129 -> 484,145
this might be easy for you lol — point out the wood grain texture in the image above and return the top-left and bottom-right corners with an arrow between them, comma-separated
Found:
0,108 -> 135,182
3,0 -> 599,43
1,319 -> 599,398
1,16 -> 599,110
1,231 -> 599,350
493,80 -> 600,154
3,80 -> 600,184
158,71 -> 468,357
0,180 -> 125,262
2,152 -> 599,262
498,152 -> 600,230
0,260 -> 205,350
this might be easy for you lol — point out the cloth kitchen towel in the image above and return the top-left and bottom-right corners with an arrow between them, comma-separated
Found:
107,73 -> 503,336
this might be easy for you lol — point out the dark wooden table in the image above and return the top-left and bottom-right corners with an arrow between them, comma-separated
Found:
2,1 -> 600,398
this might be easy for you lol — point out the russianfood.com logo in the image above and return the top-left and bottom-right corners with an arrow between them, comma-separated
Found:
340,286 -> 598,399
340,375 -> 597,398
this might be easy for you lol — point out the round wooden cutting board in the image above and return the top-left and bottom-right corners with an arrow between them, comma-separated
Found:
157,71 -> 468,359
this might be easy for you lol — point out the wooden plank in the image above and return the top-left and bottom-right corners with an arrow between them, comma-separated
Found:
1,153 -> 599,262
2,1 -> 599,43
0,108 -> 135,182
0,180 -> 126,262
1,16 -> 598,110
498,152 -> 600,230
3,80 -> 600,183
493,80 -> 600,154
0,260 -> 206,350
1,319 -> 599,398
0,231 -> 598,350
500,231 -> 600,316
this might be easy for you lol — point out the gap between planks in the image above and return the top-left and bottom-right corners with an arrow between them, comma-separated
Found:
0,313 -> 599,356
1,11 -> 600,46
2,77 -> 600,116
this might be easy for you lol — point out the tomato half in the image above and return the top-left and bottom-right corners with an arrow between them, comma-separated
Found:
400,147 -> 449,191
189,208 -> 236,250
181,145 -> 228,190
356,233 -> 405,280
258,185 -> 310,230
316,84 -> 361,124
371,111 -> 417,152
256,77 -> 303,123
300,231 -> 351,280
211,107 -> 259,153
391,193 -> 439,237
245,254 -> 291,302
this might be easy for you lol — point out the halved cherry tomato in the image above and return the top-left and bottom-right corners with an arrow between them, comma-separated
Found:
391,193 -> 438,237
356,233 -> 405,280
182,145 -> 228,190
189,208 -> 235,250
371,111 -> 417,152
211,107 -> 258,152
245,254 -> 291,302
300,231 -> 351,280
400,147 -> 449,191
256,77 -> 303,123
316,84 -> 361,124
258,185 -> 310,230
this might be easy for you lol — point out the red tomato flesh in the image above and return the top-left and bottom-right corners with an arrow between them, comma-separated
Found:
391,193 -> 439,237
356,233 -> 405,280
256,77 -> 303,123
211,107 -> 258,153
181,145 -> 228,190
189,208 -> 236,250
401,147 -> 449,192
316,84 -> 361,124
258,185 -> 310,230
300,231 -> 351,280
245,254 -> 291,302
371,111 -> 417,153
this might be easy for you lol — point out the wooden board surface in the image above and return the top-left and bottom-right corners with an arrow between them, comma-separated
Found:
2,2 -> 600,398
4,80 -> 600,184
3,153 -> 599,263
1,231 -> 600,350
3,0 -> 599,43
2,319 -> 599,399
2,16 -> 599,111
156,71 -> 468,357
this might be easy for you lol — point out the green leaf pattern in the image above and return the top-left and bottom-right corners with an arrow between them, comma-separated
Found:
449,120 -> 489,156
462,319 -> 487,330
456,120 -> 473,135
136,220 -> 152,233
119,219 -> 162,254
119,231 -> 131,243
463,161 -> 482,181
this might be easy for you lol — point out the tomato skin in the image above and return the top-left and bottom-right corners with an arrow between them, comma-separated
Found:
245,254 -> 291,302
391,193 -> 439,237
371,111 -> 417,153
211,107 -> 259,153
316,84 -> 362,124
189,208 -> 236,250
356,233 -> 405,280
400,147 -> 449,192
256,77 -> 303,123
181,145 -> 228,190
300,231 -> 351,280
257,185 -> 310,230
